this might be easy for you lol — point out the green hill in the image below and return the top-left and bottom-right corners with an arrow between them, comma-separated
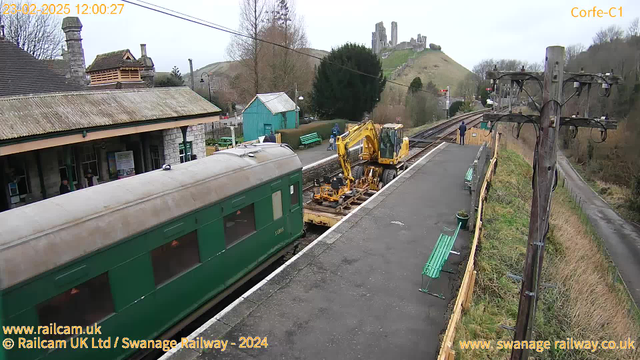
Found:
382,49 -> 472,94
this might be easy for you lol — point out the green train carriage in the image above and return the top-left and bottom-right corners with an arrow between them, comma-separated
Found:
0,143 -> 303,360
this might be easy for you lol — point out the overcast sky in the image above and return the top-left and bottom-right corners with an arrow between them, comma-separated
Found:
71,0 -> 640,74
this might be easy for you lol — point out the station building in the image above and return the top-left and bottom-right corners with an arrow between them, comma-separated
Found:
0,18 -> 221,212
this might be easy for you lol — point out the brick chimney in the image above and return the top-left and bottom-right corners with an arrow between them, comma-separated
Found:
61,17 -> 88,86
139,43 -> 155,87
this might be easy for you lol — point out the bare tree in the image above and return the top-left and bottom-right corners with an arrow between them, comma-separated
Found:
565,43 -> 585,66
456,73 -> 478,100
627,17 -> 639,38
472,59 -> 495,81
261,0 -> 310,96
0,0 -> 64,59
593,25 -> 624,45
525,61 -> 543,72
227,0 -> 267,97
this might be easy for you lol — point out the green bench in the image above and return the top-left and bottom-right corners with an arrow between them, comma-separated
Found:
419,222 -> 462,299
300,133 -> 322,147
464,166 -> 473,192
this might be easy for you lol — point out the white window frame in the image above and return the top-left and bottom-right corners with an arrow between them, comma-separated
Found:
272,191 -> 283,220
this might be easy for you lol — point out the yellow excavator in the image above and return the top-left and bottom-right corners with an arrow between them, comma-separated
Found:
313,121 -> 410,204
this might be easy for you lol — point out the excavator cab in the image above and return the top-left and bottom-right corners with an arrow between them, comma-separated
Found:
379,124 -> 407,163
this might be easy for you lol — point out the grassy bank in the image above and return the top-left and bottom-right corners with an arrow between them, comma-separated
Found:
568,160 -> 640,225
454,149 -> 639,360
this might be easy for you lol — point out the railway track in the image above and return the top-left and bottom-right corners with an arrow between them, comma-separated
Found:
404,111 -> 486,165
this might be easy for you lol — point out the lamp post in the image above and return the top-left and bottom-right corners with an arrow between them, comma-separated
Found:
294,82 -> 304,128
200,72 -> 211,103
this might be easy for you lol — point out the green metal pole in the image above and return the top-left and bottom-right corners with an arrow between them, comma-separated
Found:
180,126 -> 189,162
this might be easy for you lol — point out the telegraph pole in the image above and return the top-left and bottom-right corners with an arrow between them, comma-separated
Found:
484,59 -> 619,356
509,46 -> 564,360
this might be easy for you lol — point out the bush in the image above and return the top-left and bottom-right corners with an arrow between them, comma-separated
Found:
429,43 -> 442,51
449,101 -> 463,116
278,120 -> 348,149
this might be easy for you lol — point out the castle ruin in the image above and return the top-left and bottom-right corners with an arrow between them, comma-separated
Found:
371,21 -> 426,55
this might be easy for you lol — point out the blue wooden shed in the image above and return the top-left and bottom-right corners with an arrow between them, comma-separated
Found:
242,92 -> 297,141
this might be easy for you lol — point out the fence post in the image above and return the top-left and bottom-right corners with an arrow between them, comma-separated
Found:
463,270 -> 477,311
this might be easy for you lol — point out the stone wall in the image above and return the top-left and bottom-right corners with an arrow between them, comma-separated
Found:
162,124 -> 206,165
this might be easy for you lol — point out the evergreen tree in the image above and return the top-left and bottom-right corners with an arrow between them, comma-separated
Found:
311,43 -> 386,120
155,66 -> 184,87
424,80 -> 439,96
408,77 -> 423,94
170,66 -> 182,80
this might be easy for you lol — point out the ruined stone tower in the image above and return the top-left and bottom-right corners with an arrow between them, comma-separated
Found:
61,17 -> 88,86
371,22 -> 388,55
391,22 -> 398,47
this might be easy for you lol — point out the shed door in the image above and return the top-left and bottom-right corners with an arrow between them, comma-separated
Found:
264,124 -> 273,136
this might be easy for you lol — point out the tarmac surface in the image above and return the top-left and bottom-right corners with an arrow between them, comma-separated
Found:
295,139 -> 336,167
557,152 -> 640,306
164,143 -> 481,360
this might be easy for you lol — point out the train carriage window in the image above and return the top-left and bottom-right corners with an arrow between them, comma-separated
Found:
272,191 -> 283,220
290,183 -> 299,207
224,204 -> 256,247
151,231 -> 201,286
37,273 -> 114,336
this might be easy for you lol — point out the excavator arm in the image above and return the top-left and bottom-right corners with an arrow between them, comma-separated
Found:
335,121 -> 379,187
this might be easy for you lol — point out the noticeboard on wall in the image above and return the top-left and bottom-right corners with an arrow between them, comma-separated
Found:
115,151 -> 136,179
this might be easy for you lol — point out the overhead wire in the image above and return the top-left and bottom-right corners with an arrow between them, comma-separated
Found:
120,0 -> 434,94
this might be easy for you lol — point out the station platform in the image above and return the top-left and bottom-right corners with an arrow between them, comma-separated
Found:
295,139 -> 336,166
164,143 -> 481,360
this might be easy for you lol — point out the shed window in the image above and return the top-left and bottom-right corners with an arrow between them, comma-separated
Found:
224,204 -> 256,247
290,183 -> 299,207
151,231 -> 201,286
37,273 -> 114,337
272,191 -> 283,220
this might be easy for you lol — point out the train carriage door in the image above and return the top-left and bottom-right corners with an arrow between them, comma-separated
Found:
287,175 -> 302,237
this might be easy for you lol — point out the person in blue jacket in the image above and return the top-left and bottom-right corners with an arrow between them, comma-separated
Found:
459,121 -> 467,145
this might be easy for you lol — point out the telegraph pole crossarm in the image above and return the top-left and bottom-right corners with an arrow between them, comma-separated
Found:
483,113 -> 618,129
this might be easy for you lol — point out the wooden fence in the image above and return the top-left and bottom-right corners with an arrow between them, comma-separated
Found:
437,133 -> 500,360
456,128 -> 492,146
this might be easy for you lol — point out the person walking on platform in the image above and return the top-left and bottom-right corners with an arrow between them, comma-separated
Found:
332,123 -> 340,138
459,121 -> 467,145
327,134 -> 336,151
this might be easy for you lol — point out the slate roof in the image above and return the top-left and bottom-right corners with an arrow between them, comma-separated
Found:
86,49 -> 144,72
41,59 -> 69,76
245,92 -> 297,115
0,39 -> 84,97
0,87 -> 221,141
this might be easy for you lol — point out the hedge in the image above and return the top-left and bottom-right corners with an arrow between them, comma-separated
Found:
278,120 -> 349,149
